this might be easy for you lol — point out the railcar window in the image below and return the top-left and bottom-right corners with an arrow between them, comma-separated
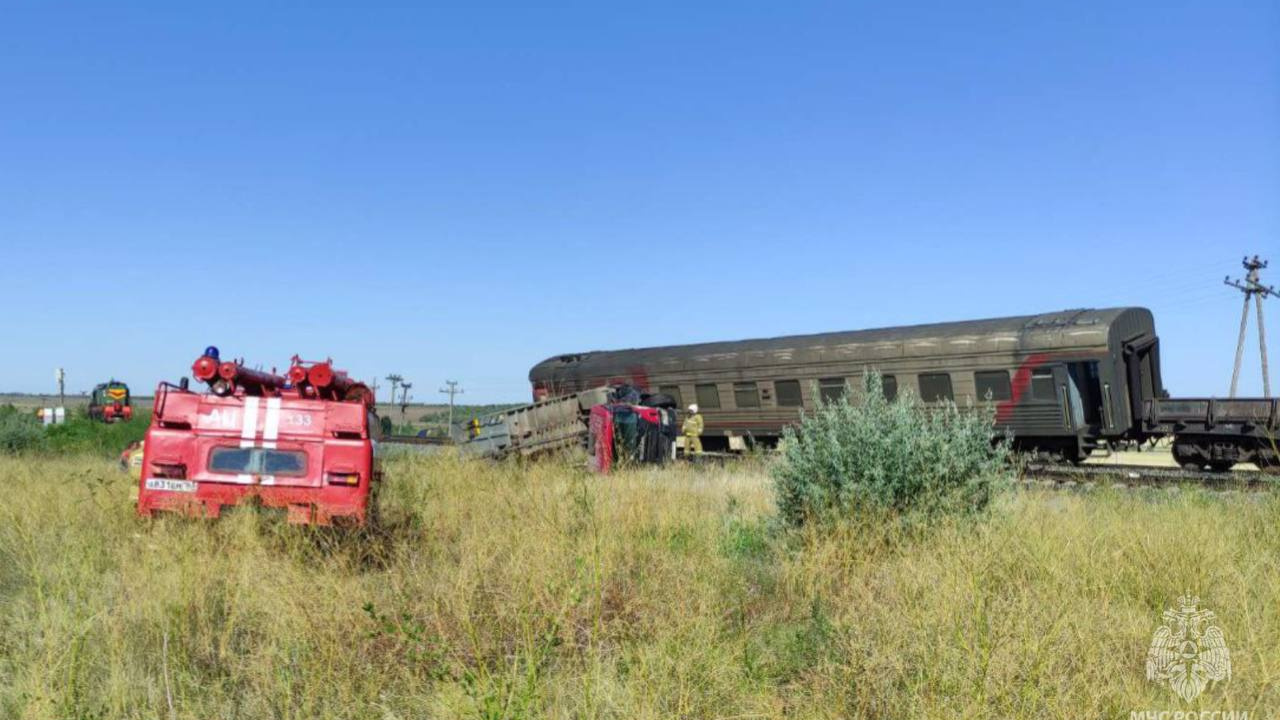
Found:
658,385 -> 683,407
1030,368 -> 1056,401
974,371 -> 1012,402
918,373 -> 954,402
882,375 -> 898,401
695,384 -> 721,409
818,377 -> 846,403
734,382 -> 760,408
775,380 -> 803,407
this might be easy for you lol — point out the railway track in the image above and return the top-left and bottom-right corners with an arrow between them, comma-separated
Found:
1020,462 -> 1278,491
692,454 -> 1279,491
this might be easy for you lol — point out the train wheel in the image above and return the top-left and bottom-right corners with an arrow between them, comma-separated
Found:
1035,449 -> 1064,464
1172,441 -> 1205,471
1208,461 -> 1234,473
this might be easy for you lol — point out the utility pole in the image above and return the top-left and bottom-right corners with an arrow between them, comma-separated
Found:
385,374 -> 402,408
399,382 -> 413,426
1225,255 -> 1276,397
440,380 -> 464,434
55,368 -> 65,408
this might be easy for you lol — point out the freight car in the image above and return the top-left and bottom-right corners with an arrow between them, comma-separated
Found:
1145,397 -> 1280,471
530,308 -> 1165,461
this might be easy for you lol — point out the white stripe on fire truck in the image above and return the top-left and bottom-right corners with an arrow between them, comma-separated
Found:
260,397 -> 282,485
262,397 -> 281,449
240,396 -> 260,449
236,396 -> 260,484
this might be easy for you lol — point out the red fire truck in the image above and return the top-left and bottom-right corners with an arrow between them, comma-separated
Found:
137,349 -> 378,526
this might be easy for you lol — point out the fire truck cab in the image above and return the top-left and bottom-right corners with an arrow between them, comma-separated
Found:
137,353 -> 377,526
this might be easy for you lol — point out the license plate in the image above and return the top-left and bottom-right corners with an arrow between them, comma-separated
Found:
145,478 -> 197,493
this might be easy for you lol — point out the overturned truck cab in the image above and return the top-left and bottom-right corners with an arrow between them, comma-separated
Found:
588,402 -> 678,474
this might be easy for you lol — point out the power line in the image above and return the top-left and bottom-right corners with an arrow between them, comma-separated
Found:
1224,255 -> 1276,398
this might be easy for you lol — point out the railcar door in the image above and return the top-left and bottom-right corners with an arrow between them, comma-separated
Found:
1053,365 -> 1079,434
1123,337 -> 1162,433
1065,361 -> 1105,435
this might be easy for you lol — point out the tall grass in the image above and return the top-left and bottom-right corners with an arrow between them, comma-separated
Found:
0,406 -> 45,454
44,411 -> 150,457
0,405 -> 150,458
0,453 -> 1277,718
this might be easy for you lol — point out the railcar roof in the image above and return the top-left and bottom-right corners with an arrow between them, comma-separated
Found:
530,307 -> 1152,378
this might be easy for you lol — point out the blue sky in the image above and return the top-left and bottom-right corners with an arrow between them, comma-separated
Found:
1,1 -> 1277,403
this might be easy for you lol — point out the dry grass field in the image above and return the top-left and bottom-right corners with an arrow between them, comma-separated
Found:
1,453 -> 1277,719
0,394 -> 95,413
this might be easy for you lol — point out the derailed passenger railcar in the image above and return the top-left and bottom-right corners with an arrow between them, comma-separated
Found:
530,308 -> 1164,460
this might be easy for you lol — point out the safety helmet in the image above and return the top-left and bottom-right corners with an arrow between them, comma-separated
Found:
688,404 -> 698,413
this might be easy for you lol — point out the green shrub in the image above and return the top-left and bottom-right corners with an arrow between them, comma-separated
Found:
44,411 -> 149,457
772,373 -> 1009,526
0,405 -> 47,454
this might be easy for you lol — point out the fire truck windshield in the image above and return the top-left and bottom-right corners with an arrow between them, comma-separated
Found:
209,447 -> 307,476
